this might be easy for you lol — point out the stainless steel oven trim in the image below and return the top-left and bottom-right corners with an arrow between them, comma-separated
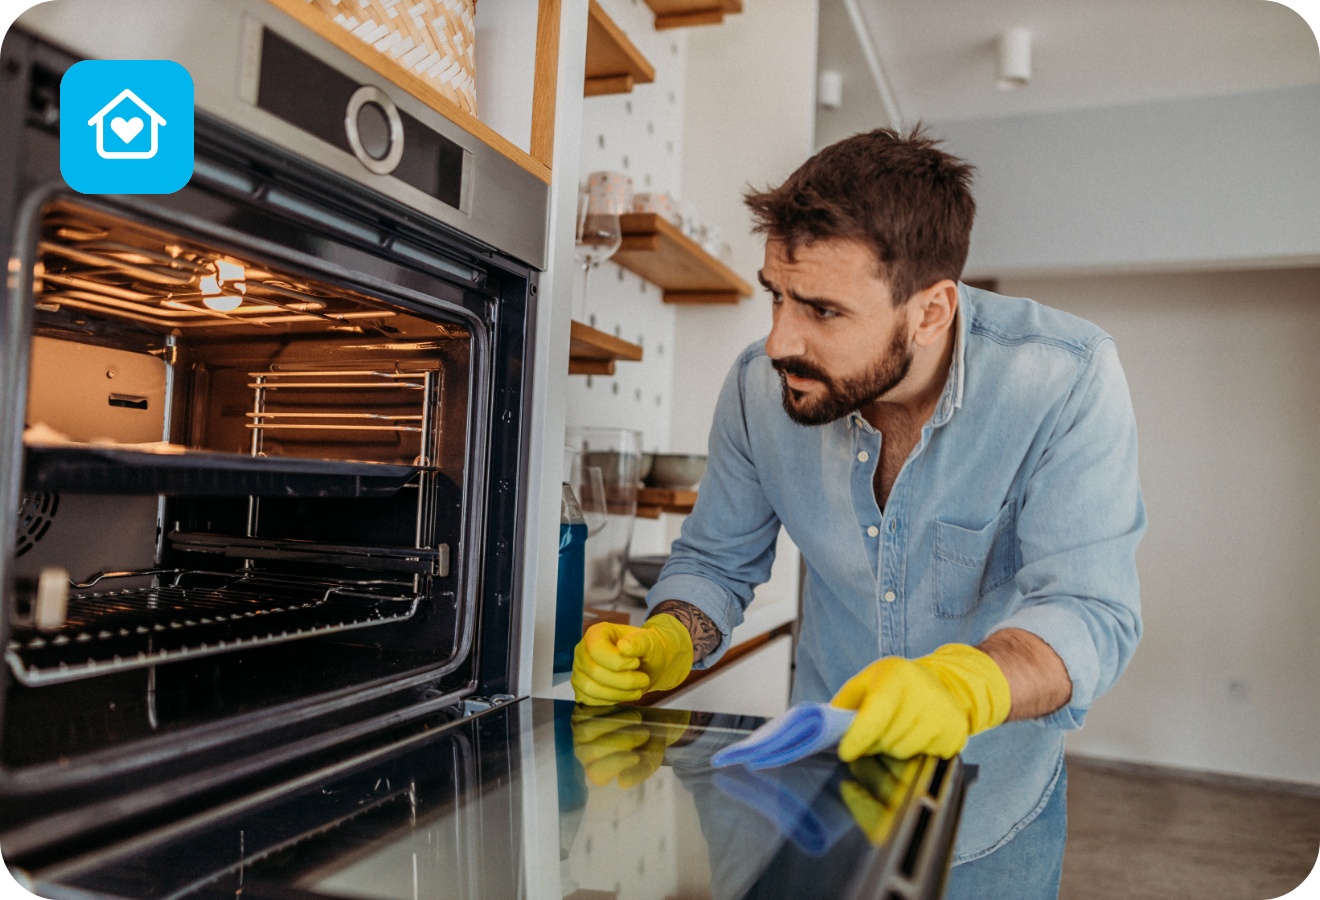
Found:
16,0 -> 549,269
1,177 -> 499,787
0,184 -> 48,693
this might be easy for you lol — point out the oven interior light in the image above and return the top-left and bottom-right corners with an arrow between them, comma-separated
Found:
215,259 -> 245,283
203,293 -> 243,312
199,275 -> 221,296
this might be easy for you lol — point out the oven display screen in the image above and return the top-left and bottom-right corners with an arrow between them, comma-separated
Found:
255,28 -> 464,210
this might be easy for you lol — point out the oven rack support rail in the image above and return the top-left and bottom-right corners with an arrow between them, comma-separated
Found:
22,444 -> 430,498
5,569 -> 422,686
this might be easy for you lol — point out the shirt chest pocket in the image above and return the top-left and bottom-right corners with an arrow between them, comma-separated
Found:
932,502 -> 1019,619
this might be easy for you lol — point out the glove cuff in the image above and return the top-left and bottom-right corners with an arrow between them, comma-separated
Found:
642,614 -> 695,692
920,644 -> 1013,735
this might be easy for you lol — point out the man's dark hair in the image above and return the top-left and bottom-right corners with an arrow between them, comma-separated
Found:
744,126 -> 976,306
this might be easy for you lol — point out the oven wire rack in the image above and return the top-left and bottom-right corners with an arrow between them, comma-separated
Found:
5,569 -> 421,687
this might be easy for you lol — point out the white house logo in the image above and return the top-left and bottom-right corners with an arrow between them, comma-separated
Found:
61,60 -> 194,194
88,88 -> 167,160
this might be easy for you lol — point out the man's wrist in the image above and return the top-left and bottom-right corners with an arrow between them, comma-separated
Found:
977,629 -> 1072,721
649,600 -> 722,662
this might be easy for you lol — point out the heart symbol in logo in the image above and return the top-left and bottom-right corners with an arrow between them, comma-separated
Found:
110,116 -> 144,144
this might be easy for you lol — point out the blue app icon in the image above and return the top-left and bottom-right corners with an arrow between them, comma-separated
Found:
60,59 -> 194,195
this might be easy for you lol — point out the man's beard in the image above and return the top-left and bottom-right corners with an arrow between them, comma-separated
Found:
772,322 -> 913,426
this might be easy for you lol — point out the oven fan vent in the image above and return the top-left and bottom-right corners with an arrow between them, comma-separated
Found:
15,492 -> 59,557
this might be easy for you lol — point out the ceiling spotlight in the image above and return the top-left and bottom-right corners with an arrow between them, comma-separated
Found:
818,70 -> 843,110
997,27 -> 1032,90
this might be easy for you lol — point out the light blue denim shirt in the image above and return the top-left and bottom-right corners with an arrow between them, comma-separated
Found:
646,284 -> 1146,863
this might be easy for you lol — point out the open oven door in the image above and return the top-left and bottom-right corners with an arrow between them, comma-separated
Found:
21,699 -> 968,900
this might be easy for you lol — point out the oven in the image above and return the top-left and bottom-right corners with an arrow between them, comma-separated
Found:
0,4 -> 970,897
0,0 -> 543,869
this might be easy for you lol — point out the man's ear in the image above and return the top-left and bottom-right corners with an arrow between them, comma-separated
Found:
911,280 -> 958,348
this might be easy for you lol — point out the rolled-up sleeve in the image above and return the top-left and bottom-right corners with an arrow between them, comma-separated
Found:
646,350 -> 783,667
989,336 -> 1146,729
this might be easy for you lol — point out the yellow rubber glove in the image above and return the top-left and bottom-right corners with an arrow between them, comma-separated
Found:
839,756 -> 920,845
571,705 -> 692,788
832,643 -> 1012,761
571,614 -> 694,706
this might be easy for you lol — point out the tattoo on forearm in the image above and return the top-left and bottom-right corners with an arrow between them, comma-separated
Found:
673,710 -> 715,746
651,600 -> 722,662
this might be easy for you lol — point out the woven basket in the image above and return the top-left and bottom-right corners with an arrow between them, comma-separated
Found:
302,0 -> 478,115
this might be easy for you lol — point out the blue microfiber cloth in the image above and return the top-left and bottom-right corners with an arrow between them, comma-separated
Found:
711,702 -> 856,770
711,760 -> 854,857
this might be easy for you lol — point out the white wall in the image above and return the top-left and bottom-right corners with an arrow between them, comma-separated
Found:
563,0 -> 689,567
935,85 -> 1320,277
674,2 -> 819,446
813,0 -> 894,149
666,1 -> 819,608
534,0 -> 819,690
998,269 -> 1320,785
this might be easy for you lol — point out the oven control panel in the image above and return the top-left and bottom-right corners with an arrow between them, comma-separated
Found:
252,28 -> 465,211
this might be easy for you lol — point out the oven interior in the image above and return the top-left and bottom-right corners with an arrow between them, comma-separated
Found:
6,199 -> 487,772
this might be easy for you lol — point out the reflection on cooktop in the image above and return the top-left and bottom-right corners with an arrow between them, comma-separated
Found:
37,699 -> 962,900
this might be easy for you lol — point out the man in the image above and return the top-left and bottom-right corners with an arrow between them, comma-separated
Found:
571,127 -> 1145,897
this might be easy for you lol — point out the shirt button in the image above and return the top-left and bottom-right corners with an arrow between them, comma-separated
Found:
857,451 -> 870,463
866,525 -> 879,537
883,590 -> 897,603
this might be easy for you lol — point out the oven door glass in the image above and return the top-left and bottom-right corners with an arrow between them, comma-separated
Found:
24,699 -> 966,900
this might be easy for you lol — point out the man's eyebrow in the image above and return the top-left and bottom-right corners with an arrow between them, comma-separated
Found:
758,270 -> 845,311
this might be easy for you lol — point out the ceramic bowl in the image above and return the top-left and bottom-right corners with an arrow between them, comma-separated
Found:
626,554 -> 669,590
647,453 -> 707,489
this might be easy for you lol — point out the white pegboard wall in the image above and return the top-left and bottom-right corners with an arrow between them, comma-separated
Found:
565,0 -> 690,555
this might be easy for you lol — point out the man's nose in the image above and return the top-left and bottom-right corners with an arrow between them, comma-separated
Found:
765,303 -> 805,361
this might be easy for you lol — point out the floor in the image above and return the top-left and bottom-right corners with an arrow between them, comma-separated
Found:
1060,756 -> 1320,900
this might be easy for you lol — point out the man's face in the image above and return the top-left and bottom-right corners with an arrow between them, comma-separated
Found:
760,238 -> 914,426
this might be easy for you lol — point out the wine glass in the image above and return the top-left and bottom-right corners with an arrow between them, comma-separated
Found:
574,172 -> 630,321
567,427 -> 642,604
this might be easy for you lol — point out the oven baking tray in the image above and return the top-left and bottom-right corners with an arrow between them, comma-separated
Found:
22,445 -> 427,497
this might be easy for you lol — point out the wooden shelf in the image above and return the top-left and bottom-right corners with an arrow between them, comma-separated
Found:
584,0 -> 656,96
569,320 -> 643,376
643,0 -> 743,30
636,486 -> 697,518
612,213 -> 754,304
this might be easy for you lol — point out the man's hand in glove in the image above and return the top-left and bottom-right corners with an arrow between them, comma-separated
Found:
571,705 -> 692,788
831,643 -> 1012,761
571,614 -> 694,706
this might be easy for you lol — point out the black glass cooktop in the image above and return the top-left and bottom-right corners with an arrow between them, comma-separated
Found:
19,699 -> 965,900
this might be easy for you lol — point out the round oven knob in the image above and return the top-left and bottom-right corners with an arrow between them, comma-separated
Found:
345,85 -> 404,176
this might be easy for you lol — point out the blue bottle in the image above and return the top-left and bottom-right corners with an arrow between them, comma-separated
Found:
554,483 -> 588,673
